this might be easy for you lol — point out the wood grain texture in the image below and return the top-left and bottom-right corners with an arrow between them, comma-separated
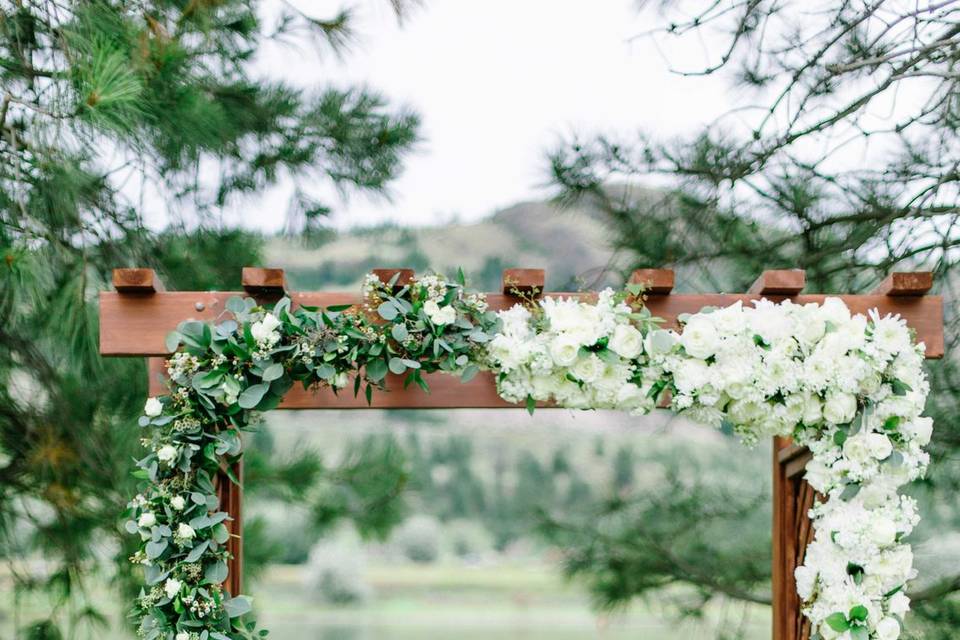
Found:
216,462 -> 243,596
113,268 -> 164,293
629,269 -> 675,294
241,267 -> 286,296
749,270 -> 806,295
872,272 -> 934,296
502,268 -> 545,295
102,291 -> 945,358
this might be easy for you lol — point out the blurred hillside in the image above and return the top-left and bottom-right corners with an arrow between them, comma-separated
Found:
265,197 -> 631,292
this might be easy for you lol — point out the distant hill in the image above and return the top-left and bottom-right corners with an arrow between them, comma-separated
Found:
264,196 -> 634,292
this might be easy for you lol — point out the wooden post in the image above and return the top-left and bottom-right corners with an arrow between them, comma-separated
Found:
217,462 -> 243,596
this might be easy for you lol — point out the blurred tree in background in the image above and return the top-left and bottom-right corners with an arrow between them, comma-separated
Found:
0,0 -> 417,636
550,0 -> 960,635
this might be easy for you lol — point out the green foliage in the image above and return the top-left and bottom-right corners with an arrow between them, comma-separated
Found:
1,0 -> 419,634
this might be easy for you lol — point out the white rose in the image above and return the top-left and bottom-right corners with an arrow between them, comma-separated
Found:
164,577 -> 182,599
820,297 -> 851,326
876,617 -> 900,640
144,397 -> 163,417
645,329 -> 679,356
138,512 -> 156,528
843,434 -> 873,464
250,313 -> 281,344
435,305 -> 456,325
608,324 -> 643,359
423,300 -> 441,318
868,516 -> 898,546
571,354 -> 603,383
859,483 -> 892,509
156,445 -> 178,465
680,315 -> 719,360
177,523 -> 196,540
802,394 -> 823,426
549,335 -> 580,367
888,592 -> 910,618
823,391 -> 857,424
333,372 -> 349,389
903,416 -> 933,445
170,495 -> 186,511
865,433 -> 893,460
176,633 -> 191,640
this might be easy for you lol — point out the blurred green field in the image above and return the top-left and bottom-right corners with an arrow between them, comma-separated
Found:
257,561 -> 771,640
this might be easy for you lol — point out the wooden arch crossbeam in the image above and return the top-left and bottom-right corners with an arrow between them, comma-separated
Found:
99,266 -> 944,640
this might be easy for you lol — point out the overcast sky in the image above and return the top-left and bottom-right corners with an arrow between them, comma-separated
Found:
214,0 -> 734,231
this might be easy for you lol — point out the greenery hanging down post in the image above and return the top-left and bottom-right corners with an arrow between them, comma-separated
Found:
549,0 -> 960,634
0,1 -> 419,636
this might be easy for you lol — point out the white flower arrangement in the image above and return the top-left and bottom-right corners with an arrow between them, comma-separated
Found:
488,293 -> 931,639
487,289 -> 661,413
646,297 -> 929,640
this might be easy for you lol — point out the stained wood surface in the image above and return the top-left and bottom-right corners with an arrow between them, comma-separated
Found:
749,270 -> 806,295
241,267 -> 287,296
872,272 -> 934,296
501,268 -> 545,295
216,462 -> 243,596
113,268 -> 165,293
629,268 -> 675,294
102,290 -> 945,359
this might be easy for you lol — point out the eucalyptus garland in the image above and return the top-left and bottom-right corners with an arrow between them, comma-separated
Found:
128,272 -> 932,640
127,272 -> 496,639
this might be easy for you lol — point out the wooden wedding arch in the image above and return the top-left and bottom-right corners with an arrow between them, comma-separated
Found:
99,266 -> 944,640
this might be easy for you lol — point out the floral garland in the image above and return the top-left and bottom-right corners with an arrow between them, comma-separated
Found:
129,273 -> 930,640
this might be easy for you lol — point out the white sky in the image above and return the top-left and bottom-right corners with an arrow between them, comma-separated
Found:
223,0 -> 734,231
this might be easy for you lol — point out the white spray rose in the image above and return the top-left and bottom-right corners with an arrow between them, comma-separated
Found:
868,516 -> 898,547
823,391 -> 857,424
680,315 -> 719,360
802,394 -> 823,426
423,300 -> 441,318
903,416 -> 933,445
144,397 -> 163,417
843,434 -> 873,464
164,577 -> 182,599
865,433 -> 893,460
887,591 -> 910,618
608,324 -> 643,359
138,512 -> 156,528
549,335 -> 580,367
170,495 -> 186,511
176,633 -> 191,640
794,565 -> 816,600
876,617 -> 900,640
435,305 -> 456,325
250,313 -> 281,344
571,354 -> 603,383
156,445 -> 178,465
177,523 -> 196,540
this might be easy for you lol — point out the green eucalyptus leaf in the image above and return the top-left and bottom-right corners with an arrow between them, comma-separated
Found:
238,383 -> 269,409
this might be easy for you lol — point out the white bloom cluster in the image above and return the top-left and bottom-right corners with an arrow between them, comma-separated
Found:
648,298 -> 930,640
488,290 -> 658,412
250,312 -> 281,349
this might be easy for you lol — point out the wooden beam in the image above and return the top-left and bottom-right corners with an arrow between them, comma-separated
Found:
872,271 -> 933,296
502,268 -> 545,296
113,268 -> 164,293
241,267 -> 286,297
372,268 -> 414,292
749,270 -> 806,296
104,291 -> 945,358
629,269 -> 674,294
